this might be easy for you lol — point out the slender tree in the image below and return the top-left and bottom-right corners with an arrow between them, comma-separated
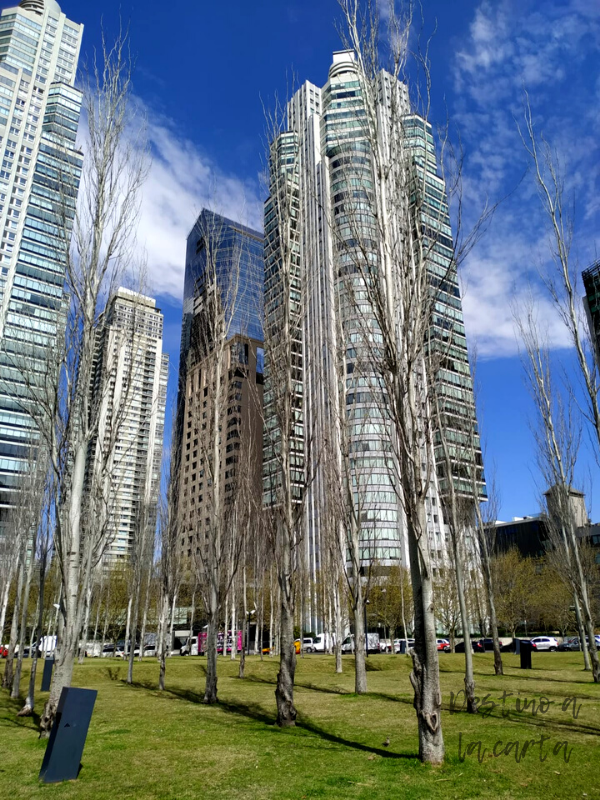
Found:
39,30 -> 148,735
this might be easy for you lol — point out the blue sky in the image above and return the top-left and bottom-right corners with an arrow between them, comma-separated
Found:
54,0 -> 600,521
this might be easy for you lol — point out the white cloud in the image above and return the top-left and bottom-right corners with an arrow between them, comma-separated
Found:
450,0 -> 600,358
134,104 -> 263,302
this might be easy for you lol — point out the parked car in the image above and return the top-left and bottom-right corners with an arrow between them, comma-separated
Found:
445,640 -> 485,653
0,644 -> 8,658
436,639 -> 449,651
143,644 -> 157,657
559,636 -> 580,651
559,635 -> 600,651
478,637 -> 514,653
379,639 -> 392,653
517,639 -> 538,651
529,636 -> 559,652
302,637 -> 316,653
393,638 -> 414,653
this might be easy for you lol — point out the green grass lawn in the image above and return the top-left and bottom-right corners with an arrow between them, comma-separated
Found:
1,652 -> 599,799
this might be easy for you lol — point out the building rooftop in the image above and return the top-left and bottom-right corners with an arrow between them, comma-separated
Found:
19,0 -> 61,16
582,259 -> 600,285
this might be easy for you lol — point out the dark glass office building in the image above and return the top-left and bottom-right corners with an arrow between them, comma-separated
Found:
173,209 -> 264,559
583,260 -> 600,366
179,210 -> 263,376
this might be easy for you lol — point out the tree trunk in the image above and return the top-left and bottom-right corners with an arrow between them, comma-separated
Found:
450,527 -> 477,714
230,587 -> 237,661
574,593 -> 590,671
0,578 -> 10,645
353,596 -> 367,694
334,576 -> 343,674
407,511 -> 445,765
78,581 -> 93,664
158,594 -> 169,691
127,573 -> 141,684
124,595 -> 133,658
2,548 -> 24,691
479,526 -> 503,675
138,568 -> 152,661
19,554 -> 47,716
268,573 -> 274,658
275,590 -> 296,727
203,600 -> 218,704
239,562 -> 247,679
12,532 -> 36,699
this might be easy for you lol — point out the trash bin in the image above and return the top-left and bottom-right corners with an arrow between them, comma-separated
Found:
400,640 -> 406,655
520,640 -> 532,669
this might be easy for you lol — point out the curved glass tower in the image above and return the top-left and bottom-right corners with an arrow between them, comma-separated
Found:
264,51 -> 485,631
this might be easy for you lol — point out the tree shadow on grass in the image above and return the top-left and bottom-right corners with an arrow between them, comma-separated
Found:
439,665 -> 596,685
219,698 -> 417,760
0,693 -> 41,730
294,682 -> 350,696
470,709 -> 600,738
296,712 -> 416,760
122,678 -> 418,759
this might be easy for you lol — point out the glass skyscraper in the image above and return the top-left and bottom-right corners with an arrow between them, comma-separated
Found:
264,51 -> 485,630
0,0 -> 83,531
179,210 -> 263,383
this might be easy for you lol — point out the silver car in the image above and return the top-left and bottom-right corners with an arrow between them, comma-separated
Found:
530,636 -> 559,651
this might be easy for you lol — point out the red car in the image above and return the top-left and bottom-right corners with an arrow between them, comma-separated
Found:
436,639 -> 449,651
0,645 -> 9,658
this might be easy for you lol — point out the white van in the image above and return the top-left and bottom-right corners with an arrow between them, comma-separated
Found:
313,633 -> 333,652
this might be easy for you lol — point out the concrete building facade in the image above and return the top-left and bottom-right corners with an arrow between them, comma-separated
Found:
88,288 -> 168,562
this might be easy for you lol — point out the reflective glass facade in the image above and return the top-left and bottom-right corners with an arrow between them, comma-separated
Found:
180,209 -> 263,381
0,1 -> 82,530
265,52 -> 485,630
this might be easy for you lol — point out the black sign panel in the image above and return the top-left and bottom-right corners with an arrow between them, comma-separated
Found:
39,687 -> 97,783
41,658 -> 54,692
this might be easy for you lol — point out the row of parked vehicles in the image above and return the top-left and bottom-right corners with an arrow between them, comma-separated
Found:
298,634 -> 600,655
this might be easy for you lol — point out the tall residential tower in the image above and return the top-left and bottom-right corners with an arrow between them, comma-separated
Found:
87,289 -> 168,562
264,51 -> 485,630
0,0 -> 83,532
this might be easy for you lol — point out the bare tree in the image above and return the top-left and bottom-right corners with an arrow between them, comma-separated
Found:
157,474 -> 182,691
472,472 -> 504,675
263,112 -> 313,727
38,30 -> 148,735
331,0 -> 496,760
516,304 -> 599,681
17,477 -> 54,716
2,447 -> 48,696
433,570 -> 460,653
520,99 -> 600,461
